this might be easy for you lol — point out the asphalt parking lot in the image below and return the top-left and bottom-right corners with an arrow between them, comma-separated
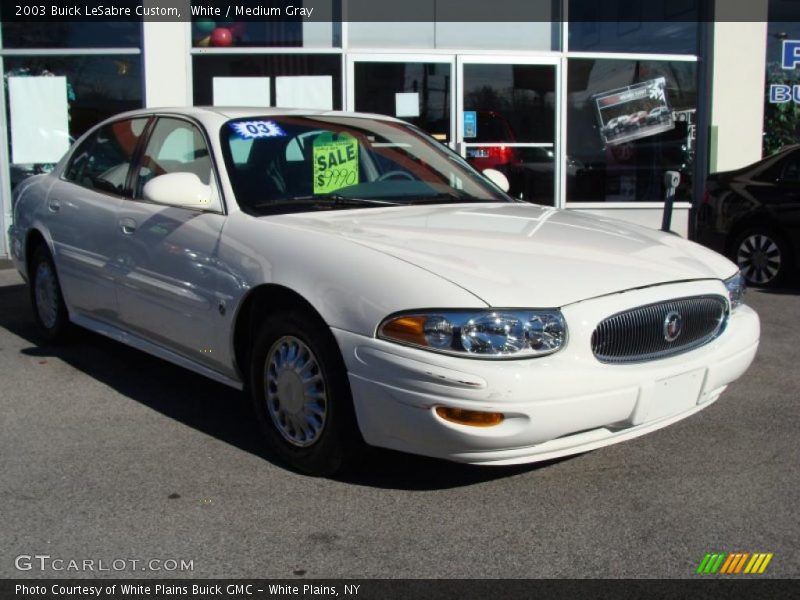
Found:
1,266 -> 798,579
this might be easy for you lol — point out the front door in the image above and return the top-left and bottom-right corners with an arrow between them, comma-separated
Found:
113,116 -> 226,368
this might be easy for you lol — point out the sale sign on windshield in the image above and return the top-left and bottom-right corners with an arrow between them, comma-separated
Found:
313,133 -> 360,194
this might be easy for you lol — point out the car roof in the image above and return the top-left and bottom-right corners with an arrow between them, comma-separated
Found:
101,106 -> 405,130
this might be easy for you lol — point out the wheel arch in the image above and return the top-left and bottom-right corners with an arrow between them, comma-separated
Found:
24,228 -> 53,278
231,283 -> 334,384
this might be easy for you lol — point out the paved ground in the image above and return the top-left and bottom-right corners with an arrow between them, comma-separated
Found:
1,267 -> 798,579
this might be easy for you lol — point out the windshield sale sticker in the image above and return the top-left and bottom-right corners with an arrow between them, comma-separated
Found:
313,133 -> 359,194
230,121 -> 287,139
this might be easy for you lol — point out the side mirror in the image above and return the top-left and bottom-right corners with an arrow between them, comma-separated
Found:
142,172 -> 213,209
482,168 -> 510,193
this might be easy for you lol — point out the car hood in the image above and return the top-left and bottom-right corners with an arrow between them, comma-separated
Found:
274,203 -> 737,307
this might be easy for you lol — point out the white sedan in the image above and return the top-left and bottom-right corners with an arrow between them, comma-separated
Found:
9,108 -> 759,475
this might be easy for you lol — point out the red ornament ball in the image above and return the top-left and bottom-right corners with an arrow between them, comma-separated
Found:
210,27 -> 233,47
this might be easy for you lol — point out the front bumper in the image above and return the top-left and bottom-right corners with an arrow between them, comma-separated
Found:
333,280 -> 760,465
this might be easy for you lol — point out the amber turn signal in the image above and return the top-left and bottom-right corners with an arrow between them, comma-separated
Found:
380,316 -> 428,346
435,407 -> 504,427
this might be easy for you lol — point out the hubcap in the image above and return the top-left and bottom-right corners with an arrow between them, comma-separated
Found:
737,234 -> 781,285
34,261 -> 59,329
264,336 -> 327,447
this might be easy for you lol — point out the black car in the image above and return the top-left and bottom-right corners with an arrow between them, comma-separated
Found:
695,145 -> 800,287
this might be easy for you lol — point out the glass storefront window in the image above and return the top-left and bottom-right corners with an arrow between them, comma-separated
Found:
462,63 -> 557,205
1,22 -> 142,49
190,1 -> 340,48
4,55 -> 143,192
193,54 -> 342,110
764,21 -> 800,155
566,58 -> 697,203
354,62 -> 451,143
568,1 -> 699,54
348,22 -> 557,51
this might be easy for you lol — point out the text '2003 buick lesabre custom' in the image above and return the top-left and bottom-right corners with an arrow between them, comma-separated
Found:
9,107 -> 759,474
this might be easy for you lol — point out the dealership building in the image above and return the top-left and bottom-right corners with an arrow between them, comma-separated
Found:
0,0 -> 796,258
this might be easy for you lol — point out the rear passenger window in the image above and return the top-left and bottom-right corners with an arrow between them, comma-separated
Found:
64,118 -> 149,196
135,118 -> 213,199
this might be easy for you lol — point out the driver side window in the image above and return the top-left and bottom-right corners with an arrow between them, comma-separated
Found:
135,117 -> 214,199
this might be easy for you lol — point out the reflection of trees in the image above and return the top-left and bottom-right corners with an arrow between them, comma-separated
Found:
466,85 -> 508,111
465,85 -> 554,140
764,61 -> 800,156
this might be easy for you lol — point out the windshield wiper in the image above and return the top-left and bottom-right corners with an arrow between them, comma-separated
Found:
402,191 -> 500,205
251,194 -> 400,212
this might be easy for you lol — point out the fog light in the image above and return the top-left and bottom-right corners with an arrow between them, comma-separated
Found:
435,407 -> 504,427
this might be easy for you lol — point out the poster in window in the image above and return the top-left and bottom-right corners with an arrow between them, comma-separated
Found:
593,77 -> 675,146
9,76 -> 70,164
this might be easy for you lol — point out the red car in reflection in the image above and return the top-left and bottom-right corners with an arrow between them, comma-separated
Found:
464,111 -> 521,172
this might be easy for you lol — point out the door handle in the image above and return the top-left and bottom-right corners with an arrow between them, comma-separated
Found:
119,218 -> 137,235
47,199 -> 61,212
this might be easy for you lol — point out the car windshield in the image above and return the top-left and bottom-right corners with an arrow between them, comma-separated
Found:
220,115 -> 512,215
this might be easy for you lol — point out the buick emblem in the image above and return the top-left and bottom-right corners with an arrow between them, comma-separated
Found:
663,311 -> 682,342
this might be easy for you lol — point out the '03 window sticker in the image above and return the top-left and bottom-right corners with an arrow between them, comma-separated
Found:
230,121 -> 287,140
313,133 -> 360,194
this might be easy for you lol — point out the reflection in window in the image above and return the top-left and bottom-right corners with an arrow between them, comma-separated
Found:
137,119 -> 213,198
64,118 -> 149,196
568,1 -> 699,54
462,64 -> 557,205
190,1 -> 340,48
764,21 -> 800,155
1,22 -> 142,49
566,59 -> 698,203
463,64 -> 555,143
355,62 -> 451,143
4,55 -> 143,192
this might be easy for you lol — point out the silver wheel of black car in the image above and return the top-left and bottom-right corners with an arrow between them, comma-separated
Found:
735,231 -> 786,286
265,335 -> 328,447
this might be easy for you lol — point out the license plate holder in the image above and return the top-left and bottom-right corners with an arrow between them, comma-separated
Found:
647,368 -> 706,422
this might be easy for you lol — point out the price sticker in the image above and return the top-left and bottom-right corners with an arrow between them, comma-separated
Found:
313,133 -> 359,194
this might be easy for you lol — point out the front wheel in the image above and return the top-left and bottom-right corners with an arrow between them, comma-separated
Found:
250,310 -> 362,475
732,228 -> 793,287
28,244 -> 71,343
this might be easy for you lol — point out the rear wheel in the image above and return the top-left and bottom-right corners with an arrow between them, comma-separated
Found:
28,244 -> 71,343
733,228 -> 793,287
250,309 -> 362,475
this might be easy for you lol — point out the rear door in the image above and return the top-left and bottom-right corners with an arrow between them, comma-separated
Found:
47,117 -> 150,320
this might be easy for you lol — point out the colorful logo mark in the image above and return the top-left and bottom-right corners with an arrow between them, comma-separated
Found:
697,552 -> 773,575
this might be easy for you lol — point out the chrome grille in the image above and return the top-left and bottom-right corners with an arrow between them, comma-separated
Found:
591,295 -> 728,364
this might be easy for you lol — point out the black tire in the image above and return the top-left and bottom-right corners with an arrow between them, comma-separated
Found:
28,244 -> 72,343
249,309 -> 362,475
731,227 -> 794,288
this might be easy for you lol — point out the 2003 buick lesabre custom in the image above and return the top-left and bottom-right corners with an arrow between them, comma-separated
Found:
9,108 -> 759,475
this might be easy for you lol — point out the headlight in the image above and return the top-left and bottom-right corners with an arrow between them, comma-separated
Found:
377,310 -> 567,359
724,272 -> 746,310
